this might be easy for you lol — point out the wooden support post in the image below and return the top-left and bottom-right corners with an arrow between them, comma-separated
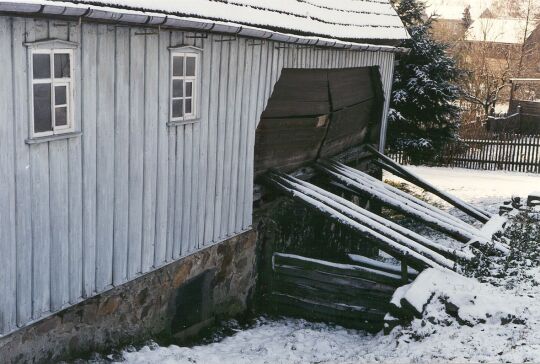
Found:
401,260 -> 409,284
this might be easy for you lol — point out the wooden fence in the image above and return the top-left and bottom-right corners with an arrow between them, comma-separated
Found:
389,133 -> 540,173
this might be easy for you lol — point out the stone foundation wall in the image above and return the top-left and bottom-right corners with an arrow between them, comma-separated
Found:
0,230 -> 257,364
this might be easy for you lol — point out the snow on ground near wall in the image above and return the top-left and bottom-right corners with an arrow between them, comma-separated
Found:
119,167 -> 540,364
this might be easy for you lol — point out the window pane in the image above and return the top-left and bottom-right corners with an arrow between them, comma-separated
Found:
186,82 -> 193,97
54,53 -> 70,78
185,99 -> 192,114
173,80 -> 183,98
55,106 -> 68,127
33,84 -> 52,133
186,57 -> 196,76
33,54 -> 51,79
172,99 -> 183,118
173,56 -> 184,77
55,85 -> 67,105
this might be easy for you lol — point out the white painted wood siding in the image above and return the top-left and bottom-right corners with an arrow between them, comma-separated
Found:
0,16 -> 396,336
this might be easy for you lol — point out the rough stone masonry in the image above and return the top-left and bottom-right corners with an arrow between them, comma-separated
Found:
0,230 -> 257,363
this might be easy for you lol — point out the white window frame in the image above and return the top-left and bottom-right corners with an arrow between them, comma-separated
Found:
25,39 -> 77,139
169,46 -> 202,124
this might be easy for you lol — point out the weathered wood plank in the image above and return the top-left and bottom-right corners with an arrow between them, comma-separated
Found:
12,17 -> 33,325
274,253 -> 404,287
112,26 -> 130,285
235,39 -> 253,232
0,16 -> 16,334
48,18 -> 72,307
203,34 -> 220,245
67,19 -> 83,304
243,42 -> 262,230
196,34 -> 211,248
127,27 -> 145,277
81,22 -> 98,297
220,38 -> 238,238
95,24 -> 115,290
172,31 -> 185,258
49,140 -> 70,310
154,29 -> 170,266
142,32 -> 159,272
213,36 -> 229,242
182,125 -> 193,255
228,39 -> 246,234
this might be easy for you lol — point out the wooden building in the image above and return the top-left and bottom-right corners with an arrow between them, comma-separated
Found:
0,0 -> 408,356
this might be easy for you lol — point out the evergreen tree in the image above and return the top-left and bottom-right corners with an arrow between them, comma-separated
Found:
462,6 -> 473,31
387,0 -> 462,164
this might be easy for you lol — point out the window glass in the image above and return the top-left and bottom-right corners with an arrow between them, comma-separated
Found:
55,85 -> 67,105
55,107 -> 68,126
33,54 -> 51,79
172,99 -> 183,118
173,56 -> 184,77
54,53 -> 70,78
173,80 -> 183,98
185,99 -> 192,114
186,82 -> 193,97
186,57 -> 196,76
33,84 -> 52,133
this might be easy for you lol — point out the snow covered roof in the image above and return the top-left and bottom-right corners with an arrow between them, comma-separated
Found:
0,0 -> 409,43
466,18 -> 533,44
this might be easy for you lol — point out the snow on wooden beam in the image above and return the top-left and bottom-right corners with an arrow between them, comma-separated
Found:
326,159 -> 472,229
315,163 -> 483,243
281,173 -> 474,262
365,145 -> 492,223
274,172 -> 463,269
266,174 -> 446,271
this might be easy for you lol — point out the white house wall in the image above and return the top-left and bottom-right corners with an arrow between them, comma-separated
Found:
0,15 -> 396,336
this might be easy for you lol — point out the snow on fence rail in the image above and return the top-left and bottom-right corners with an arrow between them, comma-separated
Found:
389,133 -> 540,173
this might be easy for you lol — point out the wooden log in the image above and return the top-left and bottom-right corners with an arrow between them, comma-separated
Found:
268,293 -> 386,332
276,173 -> 459,269
272,277 -> 394,311
328,159 -> 471,228
274,253 -> 408,287
314,166 -> 480,243
365,144 -> 492,222
321,160 -> 480,236
348,254 -> 418,278
267,177 -> 442,270
279,171 -> 473,262
274,271 -> 395,298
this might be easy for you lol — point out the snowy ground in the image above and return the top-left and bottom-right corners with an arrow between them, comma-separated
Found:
117,167 -> 540,364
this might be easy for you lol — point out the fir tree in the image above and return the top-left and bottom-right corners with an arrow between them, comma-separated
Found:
387,0 -> 462,164
462,6 -> 473,31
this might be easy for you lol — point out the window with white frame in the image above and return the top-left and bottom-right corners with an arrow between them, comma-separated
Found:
170,50 -> 200,122
30,47 -> 74,138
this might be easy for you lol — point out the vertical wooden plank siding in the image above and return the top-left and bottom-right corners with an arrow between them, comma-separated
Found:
213,36 -> 230,242
142,33 -> 159,272
1,17 -> 399,336
81,22 -> 98,297
12,17 -> 33,325
203,34 -> 221,245
29,19 -> 52,316
113,26 -> 130,285
68,21 -> 83,304
95,24 -> 115,291
0,16 -> 16,334
154,30 -> 170,266
127,27 -> 145,277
